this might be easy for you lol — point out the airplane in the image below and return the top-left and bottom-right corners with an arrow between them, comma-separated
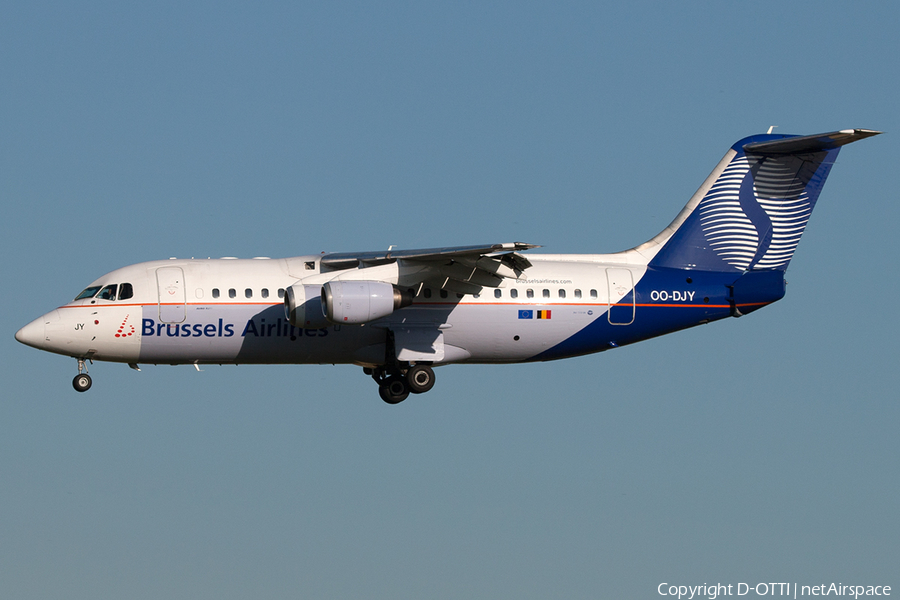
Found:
16,128 -> 880,403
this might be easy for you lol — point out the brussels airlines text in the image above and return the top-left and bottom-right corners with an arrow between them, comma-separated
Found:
142,318 -> 328,339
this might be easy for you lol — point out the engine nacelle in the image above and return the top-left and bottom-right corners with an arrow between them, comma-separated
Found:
322,281 -> 413,324
284,284 -> 329,329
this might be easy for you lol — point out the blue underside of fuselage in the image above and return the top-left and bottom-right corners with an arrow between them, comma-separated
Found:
530,267 -> 779,361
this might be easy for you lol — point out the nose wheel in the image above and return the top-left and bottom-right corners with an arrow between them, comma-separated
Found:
73,373 -> 92,392
72,358 -> 92,392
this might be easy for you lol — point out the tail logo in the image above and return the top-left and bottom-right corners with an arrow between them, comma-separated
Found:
699,154 -> 814,271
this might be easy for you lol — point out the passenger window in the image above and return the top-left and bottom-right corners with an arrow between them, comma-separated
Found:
440,290 -> 448,299
494,289 -> 502,298
510,289 -> 518,299
245,288 -> 252,299
559,289 -> 566,298
97,284 -> 117,301
229,289 -> 236,299
195,288 -> 203,299
542,289 -> 550,299
118,283 -> 134,301
424,288 -> 432,298
590,289 -> 598,298
261,288 -> 269,299
212,288 -> 220,299
473,293 -> 481,298
526,289 -> 534,299
278,288 -> 285,299
574,289 -> 582,299
456,293 -> 463,299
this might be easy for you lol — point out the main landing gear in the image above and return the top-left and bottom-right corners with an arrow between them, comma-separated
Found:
72,358 -> 92,392
367,364 -> 436,404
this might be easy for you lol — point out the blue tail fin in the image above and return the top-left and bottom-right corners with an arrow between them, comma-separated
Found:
648,129 -> 880,272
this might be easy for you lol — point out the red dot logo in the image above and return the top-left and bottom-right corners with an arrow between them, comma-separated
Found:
115,314 -> 135,339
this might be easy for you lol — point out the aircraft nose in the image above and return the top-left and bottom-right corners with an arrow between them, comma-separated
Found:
15,312 -> 54,349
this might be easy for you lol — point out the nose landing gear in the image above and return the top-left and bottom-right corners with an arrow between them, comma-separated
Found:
72,359 -> 92,392
368,364 -> 436,404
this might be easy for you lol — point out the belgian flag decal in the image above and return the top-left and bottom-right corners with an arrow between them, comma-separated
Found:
518,310 -> 551,320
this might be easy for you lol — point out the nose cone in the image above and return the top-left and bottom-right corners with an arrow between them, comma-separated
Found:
15,313 -> 51,349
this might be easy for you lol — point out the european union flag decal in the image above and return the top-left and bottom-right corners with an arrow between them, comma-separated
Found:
518,310 -> 533,319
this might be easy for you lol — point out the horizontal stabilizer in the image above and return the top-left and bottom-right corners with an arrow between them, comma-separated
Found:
744,129 -> 881,155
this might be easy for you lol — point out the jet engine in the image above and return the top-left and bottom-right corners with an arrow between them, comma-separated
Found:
284,284 -> 329,329
322,281 -> 413,324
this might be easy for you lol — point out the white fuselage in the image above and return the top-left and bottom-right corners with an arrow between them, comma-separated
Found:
22,253 -> 653,368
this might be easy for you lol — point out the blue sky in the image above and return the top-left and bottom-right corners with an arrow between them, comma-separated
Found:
2,2 -> 898,598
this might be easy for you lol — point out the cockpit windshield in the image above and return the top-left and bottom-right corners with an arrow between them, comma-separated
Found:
74,282 -> 134,301
74,286 -> 102,300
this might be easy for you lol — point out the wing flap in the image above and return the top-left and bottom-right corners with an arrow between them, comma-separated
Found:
437,278 -> 485,295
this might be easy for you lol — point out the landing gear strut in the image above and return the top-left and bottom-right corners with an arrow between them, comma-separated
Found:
368,329 -> 437,404
368,364 -> 436,404
73,359 -> 92,392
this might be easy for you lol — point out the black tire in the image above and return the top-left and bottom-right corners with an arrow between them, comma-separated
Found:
72,373 -> 92,393
379,375 -> 409,404
406,364 -> 435,394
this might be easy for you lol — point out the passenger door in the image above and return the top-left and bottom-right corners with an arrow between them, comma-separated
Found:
157,267 -> 186,323
606,268 -> 635,325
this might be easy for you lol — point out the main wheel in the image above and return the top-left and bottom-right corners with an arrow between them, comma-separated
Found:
406,364 -> 435,394
379,375 -> 409,404
73,373 -> 92,392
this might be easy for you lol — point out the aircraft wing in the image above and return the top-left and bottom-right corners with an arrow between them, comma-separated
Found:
320,242 -> 540,293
